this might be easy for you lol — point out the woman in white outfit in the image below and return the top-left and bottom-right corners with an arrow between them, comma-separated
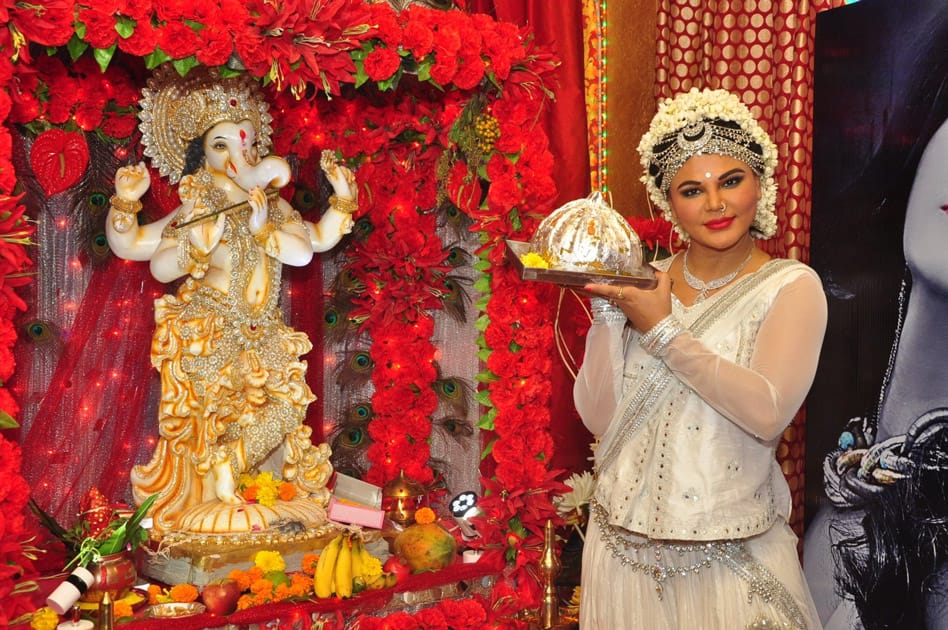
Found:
575,88 -> 826,629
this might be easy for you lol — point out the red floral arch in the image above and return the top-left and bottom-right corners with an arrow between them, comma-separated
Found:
0,1 -> 568,625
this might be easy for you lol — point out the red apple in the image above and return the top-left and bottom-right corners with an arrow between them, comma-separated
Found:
201,578 -> 242,615
383,555 -> 412,582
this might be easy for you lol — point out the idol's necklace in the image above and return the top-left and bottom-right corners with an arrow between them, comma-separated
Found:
682,247 -> 754,303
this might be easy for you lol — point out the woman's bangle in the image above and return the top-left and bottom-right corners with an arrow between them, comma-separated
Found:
590,297 -> 627,323
640,314 -> 684,357
329,194 -> 359,214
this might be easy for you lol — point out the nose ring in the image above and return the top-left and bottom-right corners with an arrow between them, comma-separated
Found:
718,202 -> 727,214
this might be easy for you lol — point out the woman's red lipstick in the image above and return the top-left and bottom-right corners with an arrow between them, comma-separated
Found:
705,216 -> 735,230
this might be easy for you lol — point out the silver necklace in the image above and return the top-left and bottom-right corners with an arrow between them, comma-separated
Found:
682,247 -> 754,303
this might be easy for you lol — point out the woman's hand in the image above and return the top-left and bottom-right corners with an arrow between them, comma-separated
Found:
584,270 -> 674,332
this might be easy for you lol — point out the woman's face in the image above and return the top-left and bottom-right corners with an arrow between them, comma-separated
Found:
904,116 -> 948,294
668,153 -> 761,249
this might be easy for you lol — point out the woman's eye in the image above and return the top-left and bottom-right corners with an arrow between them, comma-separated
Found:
680,187 -> 701,198
213,142 -> 227,150
722,175 -> 745,188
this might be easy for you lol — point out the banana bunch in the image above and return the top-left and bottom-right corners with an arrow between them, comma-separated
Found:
313,533 -> 397,598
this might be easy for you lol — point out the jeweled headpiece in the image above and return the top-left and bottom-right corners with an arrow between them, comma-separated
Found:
138,65 -> 274,183
637,88 -> 778,240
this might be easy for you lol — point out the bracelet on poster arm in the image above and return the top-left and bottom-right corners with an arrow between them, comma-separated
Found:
639,314 -> 684,357
329,194 -> 359,214
590,297 -> 627,323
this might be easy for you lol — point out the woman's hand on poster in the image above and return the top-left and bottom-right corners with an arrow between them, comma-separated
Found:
585,271 -> 673,332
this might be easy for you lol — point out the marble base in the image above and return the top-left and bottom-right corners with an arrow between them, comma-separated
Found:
139,524 -> 385,586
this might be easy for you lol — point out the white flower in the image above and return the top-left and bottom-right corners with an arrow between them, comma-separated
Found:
554,471 -> 596,515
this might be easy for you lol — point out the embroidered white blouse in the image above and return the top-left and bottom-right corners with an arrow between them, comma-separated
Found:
574,257 -> 828,541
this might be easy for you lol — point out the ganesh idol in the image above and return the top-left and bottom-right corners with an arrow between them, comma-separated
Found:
106,66 -> 356,537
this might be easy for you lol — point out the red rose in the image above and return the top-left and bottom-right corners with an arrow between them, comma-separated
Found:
158,21 -> 201,59
154,0 -> 192,22
415,607 -> 448,629
73,101 -> 105,132
440,598 -> 488,628
365,3 -> 401,47
401,20 -> 434,60
453,52 -> 485,90
433,25 -> 462,55
109,80 -> 140,108
196,28 -> 233,67
7,73 -> 41,125
123,0 -> 155,22
486,177 -> 522,212
232,30 -> 268,78
0,159 -> 16,196
118,20 -> 160,57
429,53 -> 458,85
101,112 -> 139,140
363,46 -> 401,81
79,9 -> 119,50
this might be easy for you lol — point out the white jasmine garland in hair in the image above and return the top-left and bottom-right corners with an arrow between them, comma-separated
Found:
637,88 -> 779,241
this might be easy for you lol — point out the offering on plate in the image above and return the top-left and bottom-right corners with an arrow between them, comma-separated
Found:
507,191 -> 656,288
528,191 -> 643,273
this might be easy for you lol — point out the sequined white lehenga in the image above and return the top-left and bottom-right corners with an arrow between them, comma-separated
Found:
576,257 -> 826,629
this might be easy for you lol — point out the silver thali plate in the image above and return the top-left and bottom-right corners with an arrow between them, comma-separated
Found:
505,240 -> 658,289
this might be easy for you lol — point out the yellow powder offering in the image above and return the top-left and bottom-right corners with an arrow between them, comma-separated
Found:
520,252 -> 550,268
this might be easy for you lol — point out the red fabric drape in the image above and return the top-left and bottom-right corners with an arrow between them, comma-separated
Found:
470,0 -> 593,479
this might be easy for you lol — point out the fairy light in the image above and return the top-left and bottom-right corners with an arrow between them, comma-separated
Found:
598,0 -> 609,192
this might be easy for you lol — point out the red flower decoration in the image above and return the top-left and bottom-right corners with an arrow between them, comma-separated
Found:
363,46 -> 402,81
29,129 -> 90,197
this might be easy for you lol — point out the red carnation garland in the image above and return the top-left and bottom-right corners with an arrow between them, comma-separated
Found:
1,2 -> 567,623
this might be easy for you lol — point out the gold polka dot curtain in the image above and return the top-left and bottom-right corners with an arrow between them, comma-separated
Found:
652,0 -> 846,536
655,0 -> 845,262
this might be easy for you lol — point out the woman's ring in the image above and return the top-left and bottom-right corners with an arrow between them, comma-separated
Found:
616,286 -> 625,300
